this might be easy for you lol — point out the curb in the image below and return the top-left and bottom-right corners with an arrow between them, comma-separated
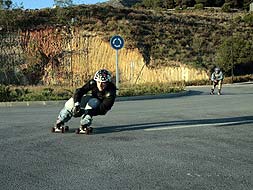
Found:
0,90 -> 190,107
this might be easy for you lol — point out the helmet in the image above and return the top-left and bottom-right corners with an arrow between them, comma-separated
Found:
94,69 -> 111,82
214,67 -> 220,72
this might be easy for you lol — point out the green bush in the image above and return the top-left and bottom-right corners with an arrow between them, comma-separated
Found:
119,83 -> 185,97
242,13 -> 253,26
0,85 -> 12,102
55,89 -> 73,100
222,3 -> 231,12
42,88 -> 54,97
10,87 -> 30,101
194,3 -> 204,10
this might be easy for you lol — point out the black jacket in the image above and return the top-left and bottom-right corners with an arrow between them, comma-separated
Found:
73,79 -> 116,116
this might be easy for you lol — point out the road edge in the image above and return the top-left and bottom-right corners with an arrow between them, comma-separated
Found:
0,90 -> 190,107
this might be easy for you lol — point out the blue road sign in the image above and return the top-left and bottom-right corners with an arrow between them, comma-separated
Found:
110,35 -> 124,50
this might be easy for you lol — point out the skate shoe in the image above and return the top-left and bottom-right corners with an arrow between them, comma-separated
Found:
75,125 -> 93,135
51,121 -> 69,133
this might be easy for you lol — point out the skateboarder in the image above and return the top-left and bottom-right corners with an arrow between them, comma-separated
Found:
210,67 -> 224,95
53,69 -> 116,134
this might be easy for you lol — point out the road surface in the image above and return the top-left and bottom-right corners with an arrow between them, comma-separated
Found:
0,83 -> 252,190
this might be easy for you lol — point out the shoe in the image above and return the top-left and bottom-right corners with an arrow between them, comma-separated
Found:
51,121 -> 65,133
55,120 -> 64,129
76,125 -> 92,134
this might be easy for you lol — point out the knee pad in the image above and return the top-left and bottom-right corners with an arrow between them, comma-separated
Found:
80,114 -> 92,126
58,108 -> 73,123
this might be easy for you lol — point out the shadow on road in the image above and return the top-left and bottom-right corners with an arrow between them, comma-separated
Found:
94,115 -> 253,134
116,90 -> 203,102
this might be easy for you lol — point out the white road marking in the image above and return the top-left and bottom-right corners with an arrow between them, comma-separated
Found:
144,120 -> 253,131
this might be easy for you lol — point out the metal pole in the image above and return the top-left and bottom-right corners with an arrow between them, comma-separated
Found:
231,12 -> 234,84
231,41 -> 234,83
116,49 -> 119,90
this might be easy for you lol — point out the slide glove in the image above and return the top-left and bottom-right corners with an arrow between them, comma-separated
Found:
73,103 -> 81,117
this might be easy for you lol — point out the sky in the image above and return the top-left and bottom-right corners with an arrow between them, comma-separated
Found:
11,0 -> 108,9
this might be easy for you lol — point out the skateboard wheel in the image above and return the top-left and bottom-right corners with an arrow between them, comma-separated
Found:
89,127 -> 93,133
65,126 -> 69,131
85,127 -> 93,135
75,129 -> 80,134
51,127 -> 55,133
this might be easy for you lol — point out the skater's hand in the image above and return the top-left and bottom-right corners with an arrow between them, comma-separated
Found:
73,105 -> 81,117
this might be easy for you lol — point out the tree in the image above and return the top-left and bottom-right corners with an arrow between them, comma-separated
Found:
225,0 -> 243,8
53,0 -> 73,7
175,0 -> 195,7
243,0 -> 252,9
163,0 -> 176,9
182,0 -> 196,7
195,0 -> 214,6
216,36 -> 253,75
0,0 -> 12,9
214,0 -> 225,6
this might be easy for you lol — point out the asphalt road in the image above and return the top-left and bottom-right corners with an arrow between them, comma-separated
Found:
0,83 -> 252,190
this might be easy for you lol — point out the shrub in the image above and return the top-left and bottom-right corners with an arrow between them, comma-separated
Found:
0,85 -> 12,102
242,13 -> 253,26
222,3 -> 231,12
194,3 -> 204,10
42,88 -> 54,97
119,83 -> 185,97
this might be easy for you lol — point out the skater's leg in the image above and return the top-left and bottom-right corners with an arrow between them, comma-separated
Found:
211,82 -> 216,94
218,80 -> 222,95
57,96 -> 94,125
56,98 -> 74,127
80,98 -> 101,128
57,108 -> 73,123
80,114 -> 93,127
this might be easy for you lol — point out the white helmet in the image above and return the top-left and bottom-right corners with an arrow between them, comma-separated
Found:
94,69 -> 111,82
215,67 -> 220,72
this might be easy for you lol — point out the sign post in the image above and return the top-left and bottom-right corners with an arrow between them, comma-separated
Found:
110,35 -> 124,91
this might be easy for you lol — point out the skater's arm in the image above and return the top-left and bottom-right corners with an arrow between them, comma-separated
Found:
211,73 -> 215,81
88,91 -> 116,116
74,80 -> 96,104
217,72 -> 224,81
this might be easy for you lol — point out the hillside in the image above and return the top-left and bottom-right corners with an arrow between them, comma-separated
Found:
0,4 -> 252,85
100,0 -> 142,7
102,0 -> 253,10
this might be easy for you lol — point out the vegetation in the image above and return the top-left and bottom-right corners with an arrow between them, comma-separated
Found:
0,0 -> 252,89
0,83 -> 184,102
53,0 -> 73,7
108,0 -> 253,10
119,82 -> 185,96
1,74 -> 253,101
0,85 -> 73,102
0,0 -> 12,9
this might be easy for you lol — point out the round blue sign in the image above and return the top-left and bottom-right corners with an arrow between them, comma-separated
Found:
110,35 -> 124,50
